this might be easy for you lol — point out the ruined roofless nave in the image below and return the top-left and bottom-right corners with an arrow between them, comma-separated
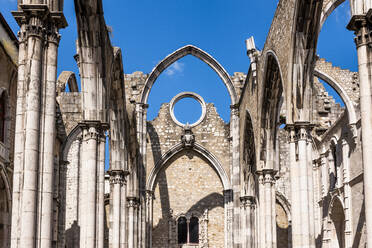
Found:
0,0 -> 371,247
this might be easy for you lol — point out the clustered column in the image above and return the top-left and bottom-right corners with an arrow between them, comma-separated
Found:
109,170 -> 128,248
347,9 -> 372,246
240,196 -> 256,248
287,123 -> 315,248
79,121 -> 108,248
127,196 -> 139,248
257,169 -> 276,248
145,190 -> 154,248
10,4 -> 66,248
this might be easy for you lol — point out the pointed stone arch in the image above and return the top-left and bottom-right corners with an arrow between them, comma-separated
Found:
314,69 -> 358,126
57,71 -> 79,94
140,45 -> 238,105
146,142 -> 231,191
260,51 -> 284,169
320,0 -> 346,30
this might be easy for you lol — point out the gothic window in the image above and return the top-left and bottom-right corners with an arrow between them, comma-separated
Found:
177,216 -> 199,245
177,217 -> 187,244
189,217 -> 199,244
0,93 -> 6,143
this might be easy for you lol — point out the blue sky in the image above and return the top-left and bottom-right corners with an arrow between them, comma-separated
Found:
0,0 -> 357,168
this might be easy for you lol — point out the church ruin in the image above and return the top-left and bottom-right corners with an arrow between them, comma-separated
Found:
0,0 -> 371,247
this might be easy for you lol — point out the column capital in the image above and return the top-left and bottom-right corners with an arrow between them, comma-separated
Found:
240,196 -> 256,208
108,170 -> 129,186
230,104 -> 240,117
347,13 -> 372,47
79,121 -> 109,141
127,197 -> 139,208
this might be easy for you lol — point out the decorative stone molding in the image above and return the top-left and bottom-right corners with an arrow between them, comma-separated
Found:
169,92 -> 206,128
127,197 -> 139,209
240,196 -> 256,209
108,170 -> 128,186
181,124 -> 195,148
79,121 -> 109,142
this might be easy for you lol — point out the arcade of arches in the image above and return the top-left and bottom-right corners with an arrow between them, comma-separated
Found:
0,0 -> 372,247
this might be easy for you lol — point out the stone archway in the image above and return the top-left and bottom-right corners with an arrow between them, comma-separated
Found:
146,142 -> 231,248
140,45 -> 238,106
328,197 -> 346,248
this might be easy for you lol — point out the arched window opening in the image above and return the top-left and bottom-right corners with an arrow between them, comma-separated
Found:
0,93 -> 6,143
332,146 -> 338,186
177,216 -> 199,245
189,217 -> 199,244
177,217 -> 187,244
147,55 -> 231,123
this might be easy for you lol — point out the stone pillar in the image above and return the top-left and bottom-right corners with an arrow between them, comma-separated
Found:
261,169 -> 276,248
240,196 -> 256,248
127,197 -> 139,248
287,123 -> 315,247
230,105 -> 241,247
146,190 -> 154,248
257,173 -> 266,248
223,189 -> 233,248
120,171 -> 129,248
10,4 -> 66,248
79,121 -> 108,248
97,132 -> 106,248
341,140 -> 353,247
347,13 -> 372,246
320,150 -> 329,198
109,170 -> 125,248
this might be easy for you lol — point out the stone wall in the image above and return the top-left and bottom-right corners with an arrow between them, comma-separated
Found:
152,151 -> 224,248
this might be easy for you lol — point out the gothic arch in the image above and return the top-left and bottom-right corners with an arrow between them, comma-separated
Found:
140,45 -> 238,105
314,69 -> 357,125
327,196 -> 346,248
260,51 -> 284,169
61,125 -> 82,162
146,142 -> 231,191
57,71 -> 79,93
276,191 -> 291,222
319,0 -> 346,30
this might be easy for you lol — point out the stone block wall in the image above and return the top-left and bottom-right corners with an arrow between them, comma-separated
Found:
152,151 -> 224,248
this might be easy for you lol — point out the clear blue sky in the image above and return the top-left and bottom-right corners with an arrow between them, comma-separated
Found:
0,0 -> 357,168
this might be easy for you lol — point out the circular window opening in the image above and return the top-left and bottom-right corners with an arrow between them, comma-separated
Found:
169,92 -> 206,128
174,97 -> 202,125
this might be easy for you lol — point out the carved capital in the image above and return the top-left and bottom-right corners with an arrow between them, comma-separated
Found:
260,169 -> 276,185
127,197 -> 139,209
146,190 -> 154,204
230,104 -> 240,117
108,170 -> 128,185
80,121 -> 109,142
240,196 -> 256,208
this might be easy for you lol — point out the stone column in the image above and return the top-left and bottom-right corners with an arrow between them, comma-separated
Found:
127,197 -> 139,248
306,132 -> 316,247
97,132 -> 106,248
320,150 -> 329,197
223,189 -> 233,248
341,140 -> 353,247
262,169 -> 276,248
120,171 -> 129,248
287,123 -> 315,247
146,190 -> 154,248
109,170 -> 125,248
10,21 -> 27,248
257,173 -> 265,248
10,5 -> 66,248
79,121 -> 108,248
347,13 -> 372,245
240,196 -> 256,248
230,105 -> 241,247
